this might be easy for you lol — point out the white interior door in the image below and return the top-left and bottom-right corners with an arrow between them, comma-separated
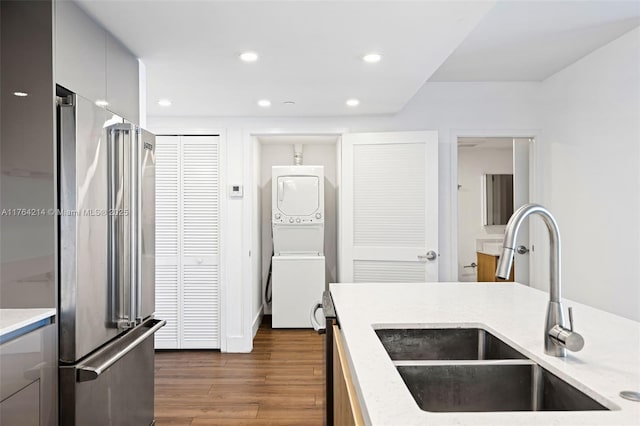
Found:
155,135 -> 220,349
180,136 -> 220,349
155,136 -> 180,349
340,131 -> 439,283
513,137 -> 531,285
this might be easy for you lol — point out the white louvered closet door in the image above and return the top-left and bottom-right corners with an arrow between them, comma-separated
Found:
155,135 -> 220,350
179,136 -> 220,349
340,131 -> 439,283
155,136 -> 180,349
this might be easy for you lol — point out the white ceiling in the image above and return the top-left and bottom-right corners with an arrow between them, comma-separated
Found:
75,0 -> 494,117
75,0 -> 640,118
430,1 -> 640,82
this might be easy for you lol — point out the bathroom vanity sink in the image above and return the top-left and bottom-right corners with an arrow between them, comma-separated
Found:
375,327 -> 527,360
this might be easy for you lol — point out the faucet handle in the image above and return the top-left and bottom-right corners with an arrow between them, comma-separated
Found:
549,324 -> 584,352
568,307 -> 575,331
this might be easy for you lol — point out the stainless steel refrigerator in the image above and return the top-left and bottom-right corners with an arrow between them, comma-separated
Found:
57,91 -> 165,426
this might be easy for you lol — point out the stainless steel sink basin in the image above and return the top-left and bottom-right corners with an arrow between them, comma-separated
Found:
397,363 -> 609,412
375,328 -> 527,360
376,327 -> 611,412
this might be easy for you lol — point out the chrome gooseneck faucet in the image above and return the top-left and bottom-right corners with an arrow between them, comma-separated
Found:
496,203 -> 584,357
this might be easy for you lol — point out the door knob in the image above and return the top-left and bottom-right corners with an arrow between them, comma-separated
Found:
418,250 -> 438,261
516,245 -> 529,255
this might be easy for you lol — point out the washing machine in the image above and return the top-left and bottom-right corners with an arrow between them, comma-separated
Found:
271,165 -> 325,328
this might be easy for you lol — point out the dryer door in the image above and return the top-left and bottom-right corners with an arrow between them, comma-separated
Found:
276,176 -> 320,216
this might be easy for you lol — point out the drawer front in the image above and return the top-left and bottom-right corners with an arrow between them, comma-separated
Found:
60,332 -> 155,426
0,380 -> 40,426
0,323 -> 56,426
0,327 -> 45,401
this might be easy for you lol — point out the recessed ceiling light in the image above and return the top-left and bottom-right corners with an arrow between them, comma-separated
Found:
346,99 -> 360,107
363,53 -> 382,63
257,99 -> 271,107
283,101 -> 295,105
95,100 -> 109,107
240,51 -> 259,62
158,99 -> 172,107
13,91 -> 28,97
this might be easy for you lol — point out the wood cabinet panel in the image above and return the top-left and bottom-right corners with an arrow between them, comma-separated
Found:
333,325 -> 364,426
477,252 -> 514,282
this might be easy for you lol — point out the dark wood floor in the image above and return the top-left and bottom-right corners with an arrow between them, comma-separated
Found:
154,322 -> 325,425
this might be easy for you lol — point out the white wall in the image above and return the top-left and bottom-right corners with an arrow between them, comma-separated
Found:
148,81 -> 541,351
148,25 -> 640,349
537,27 -> 640,321
251,139 -> 262,336
258,143 -> 338,316
457,147 -> 513,281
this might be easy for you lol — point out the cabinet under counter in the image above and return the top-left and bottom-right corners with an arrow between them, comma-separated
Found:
0,309 -> 56,426
476,251 -> 514,282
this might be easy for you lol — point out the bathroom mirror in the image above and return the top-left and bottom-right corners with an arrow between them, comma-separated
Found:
484,174 -> 513,225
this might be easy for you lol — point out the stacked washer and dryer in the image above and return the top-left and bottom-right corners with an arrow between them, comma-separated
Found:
271,165 -> 325,328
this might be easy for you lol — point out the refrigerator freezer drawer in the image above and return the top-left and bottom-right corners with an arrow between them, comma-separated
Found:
59,319 -> 165,426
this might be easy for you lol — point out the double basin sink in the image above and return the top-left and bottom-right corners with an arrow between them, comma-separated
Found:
375,328 -> 610,412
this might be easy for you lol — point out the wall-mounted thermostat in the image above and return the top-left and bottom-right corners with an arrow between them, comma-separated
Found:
229,184 -> 243,198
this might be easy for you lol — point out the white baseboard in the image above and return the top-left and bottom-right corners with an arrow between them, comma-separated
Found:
221,307 -> 264,353
224,336 -> 252,353
252,305 -> 264,338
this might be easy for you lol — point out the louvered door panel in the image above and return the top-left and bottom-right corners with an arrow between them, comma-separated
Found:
154,264 -> 179,348
181,140 -> 219,258
155,136 -> 180,349
179,136 -> 220,349
181,265 -> 219,348
155,138 -> 180,257
354,261 -> 426,283
353,143 -> 426,247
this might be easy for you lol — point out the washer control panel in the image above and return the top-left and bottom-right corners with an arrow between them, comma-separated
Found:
273,211 -> 323,224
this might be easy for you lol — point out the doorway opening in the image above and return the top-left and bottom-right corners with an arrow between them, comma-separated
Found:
456,137 -> 533,284
252,134 -> 340,319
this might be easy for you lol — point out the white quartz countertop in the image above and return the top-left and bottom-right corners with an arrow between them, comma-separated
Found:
329,282 -> 640,426
0,308 -> 56,338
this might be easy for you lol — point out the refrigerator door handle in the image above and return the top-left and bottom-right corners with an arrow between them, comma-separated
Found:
108,127 -> 119,327
108,125 -> 133,329
76,319 -> 166,382
130,126 -> 138,324
134,128 -> 143,323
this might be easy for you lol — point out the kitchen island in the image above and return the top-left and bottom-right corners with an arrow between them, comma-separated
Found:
329,282 -> 640,425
